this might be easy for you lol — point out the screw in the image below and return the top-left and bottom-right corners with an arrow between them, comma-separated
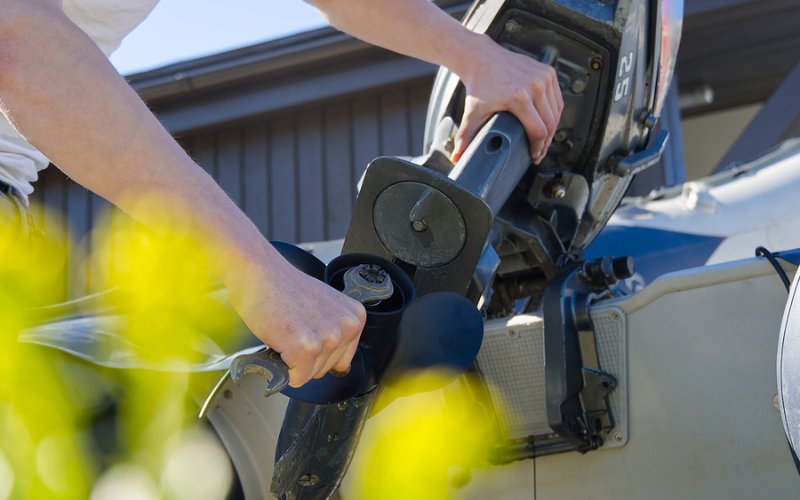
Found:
548,182 -> 566,199
298,474 -> 320,487
411,219 -> 428,232
223,389 -> 233,399
337,401 -> 349,411
590,56 -> 603,71
505,20 -> 521,35
614,433 -> 623,442
443,137 -> 455,154
571,79 -> 587,94
554,130 -> 568,143
612,312 -> 621,320
508,329 -> 518,338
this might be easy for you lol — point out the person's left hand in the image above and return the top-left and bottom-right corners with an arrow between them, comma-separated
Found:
451,34 -> 564,165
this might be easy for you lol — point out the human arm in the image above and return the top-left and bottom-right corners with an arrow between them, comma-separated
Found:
306,0 -> 563,163
0,0 -> 365,387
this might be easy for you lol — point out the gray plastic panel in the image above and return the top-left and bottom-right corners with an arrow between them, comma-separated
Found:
476,308 -> 627,448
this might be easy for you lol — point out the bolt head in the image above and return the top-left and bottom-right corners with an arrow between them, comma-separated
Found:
548,183 -> 567,199
571,79 -> 587,94
590,56 -> 603,71
505,20 -> 521,34
411,219 -> 428,232
298,474 -> 320,487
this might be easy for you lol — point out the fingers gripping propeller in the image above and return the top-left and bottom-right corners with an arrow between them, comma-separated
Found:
225,245 -> 484,406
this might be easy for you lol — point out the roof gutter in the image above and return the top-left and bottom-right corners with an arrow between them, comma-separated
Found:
128,1 -> 472,103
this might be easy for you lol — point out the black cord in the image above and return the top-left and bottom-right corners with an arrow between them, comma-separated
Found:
532,443 -> 536,500
755,246 -> 792,293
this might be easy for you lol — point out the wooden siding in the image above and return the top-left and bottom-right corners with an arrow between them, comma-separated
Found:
179,80 -> 432,243
678,0 -> 800,116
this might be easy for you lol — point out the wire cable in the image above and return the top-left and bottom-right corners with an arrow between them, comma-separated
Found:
755,246 -> 793,293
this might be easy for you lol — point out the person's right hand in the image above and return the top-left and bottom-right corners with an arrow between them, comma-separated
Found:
451,34 -> 564,165
226,252 -> 366,388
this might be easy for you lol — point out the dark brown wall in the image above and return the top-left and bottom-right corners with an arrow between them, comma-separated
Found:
182,80 -> 431,244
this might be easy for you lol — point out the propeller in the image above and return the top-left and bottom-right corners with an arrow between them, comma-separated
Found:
382,291 -> 484,391
223,246 -> 484,405
270,240 -> 327,281
279,349 -> 369,404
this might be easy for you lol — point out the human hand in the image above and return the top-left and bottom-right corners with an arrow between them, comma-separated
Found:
452,34 -> 564,165
227,253 -> 366,388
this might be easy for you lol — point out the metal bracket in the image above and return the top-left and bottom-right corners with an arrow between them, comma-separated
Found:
543,256 -> 631,451
610,129 -> 669,177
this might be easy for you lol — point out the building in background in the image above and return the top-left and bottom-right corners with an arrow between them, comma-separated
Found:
33,0 -> 800,297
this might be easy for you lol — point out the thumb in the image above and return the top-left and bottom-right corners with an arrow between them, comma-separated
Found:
451,98 -> 484,163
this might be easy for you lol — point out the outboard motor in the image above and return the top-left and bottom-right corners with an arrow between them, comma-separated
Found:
236,0 -> 683,497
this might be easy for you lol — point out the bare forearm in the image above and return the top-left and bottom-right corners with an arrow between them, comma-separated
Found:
307,0 -> 563,163
0,1 -> 366,387
0,3 -> 276,276
307,0 -> 484,79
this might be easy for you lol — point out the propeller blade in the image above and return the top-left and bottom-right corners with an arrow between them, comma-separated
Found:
20,315 -> 261,372
280,348 -> 369,404
382,291 -> 483,390
270,241 -> 326,280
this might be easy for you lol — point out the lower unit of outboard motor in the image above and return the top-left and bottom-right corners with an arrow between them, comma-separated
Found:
269,0 -> 681,494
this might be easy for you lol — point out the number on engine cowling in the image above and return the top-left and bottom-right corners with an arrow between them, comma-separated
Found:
614,51 -> 634,102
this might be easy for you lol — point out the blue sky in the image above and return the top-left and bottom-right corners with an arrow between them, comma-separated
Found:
110,1 -> 329,75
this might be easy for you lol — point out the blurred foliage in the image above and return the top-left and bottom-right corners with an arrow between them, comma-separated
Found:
0,205 -> 90,498
348,372 -> 499,500
0,200 -> 503,500
0,202 -> 236,499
